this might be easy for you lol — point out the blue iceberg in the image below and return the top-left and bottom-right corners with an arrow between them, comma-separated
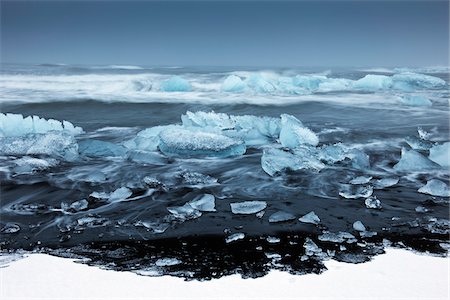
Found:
159,76 -> 192,92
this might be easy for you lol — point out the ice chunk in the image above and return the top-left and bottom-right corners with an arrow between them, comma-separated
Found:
179,171 -> 218,186
155,258 -> 181,267
405,136 -> 433,151
221,75 -> 247,92
62,199 -> 89,213
0,131 -> 79,161
418,179 -> 450,197
359,231 -> 377,238
159,76 -> 192,92
365,196 -> 382,209
393,148 -> 440,171
347,149 -> 370,169
415,206 -> 429,213
158,128 -> 246,158
124,125 -> 174,152
303,238 -> 324,257
429,142 -> 450,168
417,127 -> 431,140
79,140 -> 127,157
128,150 -> 168,165
188,194 -> 216,212
349,176 -> 372,185
261,147 -> 324,176
245,74 -> 276,93
167,203 -> 202,220
279,114 -> 318,148
339,185 -> 373,199
181,111 -> 235,130
299,211 -> 320,225
392,73 -> 446,90
353,75 -> 393,90
76,216 -> 109,228
318,143 -> 347,164
318,231 -> 356,243
400,95 -> 432,106
292,75 -> 327,90
0,223 -> 21,234
230,201 -> 267,214
108,187 -> 133,202
353,221 -> 366,232
268,211 -> 296,223
373,177 -> 399,189
0,113 -> 83,137
225,232 -> 245,243
266,236 -> 281,243
12,157 -> 59,174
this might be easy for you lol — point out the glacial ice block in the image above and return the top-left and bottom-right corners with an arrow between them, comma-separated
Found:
158,128 -> 246,158
159,76 -> 192,92
299,211 -> 321,224
261,147 -> 324,176
12,156 -> 59,175
393,148 -> 440,171
418,179 -> 450,197
245,74 -> 276,93
400,95 -> 432,106
0,131 -> 79,161
429,142 -> 450,168
373,177 -> 399,189
221,75 -> 247,92
339,185 -> 373,199
353,221 -> 366,232
279,114 -> 319,148
230,201 -> 267,214
292,75 -> 327,91
353,75 -> 393,90
268,211 -> 296,223
0,113 -> 83,137
79,140 -> 127,157
167,203 -> 202,220
188,194 -> 216,212
392,72 -> 446,90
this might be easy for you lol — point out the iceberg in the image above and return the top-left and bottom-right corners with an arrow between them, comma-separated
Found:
298,211 -> 320,225
279,114 -> 319,148
159,76 -> 192,92
188,194 -> 216,212
0,113 -> 83,137
0,131 -> 79,161
158,128 -> 246,158
268,211 -> 296,223
79,140 -> 127,157
429,142 -> 450,168
392,72 -> 446,90
418,179 -> 450,197
353,221 -> 366,232
179,171 -> 218,186
108,187 -> 133,202
393,148 -> 440,171
400,95 -> 432,106
221,75 -> 247,92
230,201 -> 267,214
353,75 -> 393,90
318,143 -> 347,164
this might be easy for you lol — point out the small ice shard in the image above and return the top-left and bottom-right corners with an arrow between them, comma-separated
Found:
268,211 -> 296,223
393,148 -> 440,171
418,179 -> 450,197
279,114 -> 319,148
353,221 -> 366,232
400,95 -> 432,106
155,258 -> 182,267
62,199 -> 89,213
405,136 -> 433,151
0,223 -> 21,234
167,203 -> 202,220
417,127 -> 431,140
318,231 -> 356,243
0,113 -> 83,137
221,75 -> 247,92
179,171 -> 218,186
429,142 -> 450,168
349,176 -> 372,185
142,176 -> 166,190
188,194 -> 216,212
230,201 -> 267,214
373,177 -> 399,189
266,236 -> 281,243
12,156 -> 59,174
339,185 -> 373,199
135,221 -> 169,234
415,206 -> 429,213
158,128 -> 246,158
299,211 -> 320,225
108,187 -> 133,202
261,147 -> 324,176
353,74 -> 393,90
360,231 -> 378,238
79,140 -> 127,157
225,232 -> 245,243
365,196 -> 382,209
256,211 -> 265,218
159,76 -> 192,92
303,238 -> 324,257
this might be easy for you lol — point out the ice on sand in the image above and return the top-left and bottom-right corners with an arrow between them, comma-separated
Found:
373,177 -> 399,189
429,142 -> 450,168
268,211 -> 296,223
225,233 -> 245,243
167,203 -> 202,220
353,221 -> 366,232
418,179 -> 450,197
299,211 -> 320,225
230,201 -> 267,214
365,196 -> 382,209
279,114 -> 319,148
158,128 -> 246,158
393,148 -> 440,171
188,194 -> 216,212
261,147 -> 324,176
349,176 -> 372,185
339,185 -> 373,199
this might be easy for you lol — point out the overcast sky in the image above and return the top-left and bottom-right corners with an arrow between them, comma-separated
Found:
1,0 -> 448,67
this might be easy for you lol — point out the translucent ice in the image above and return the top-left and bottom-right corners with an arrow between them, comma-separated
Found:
429,142 -> 450,168
353,75 -> 393,90
124,125 -> 174,152
391,72 -> 446,90
158,128 -> 246,158
299,211 -> 320,225
393,148 -> 440,171
221,75 -> 247,92
400,95 -> 432,106
318,231 -> 356,243
405,136 -> 433,151
230,201 -> 267,214
159,76 -> 192,92
268,211 -> 296,223
261,147 -> 324,176
279,114 -> 318,148
188,194 -> 216,212
12,156 -> 59,174
303,238 -> 324,257
365,196 -> 382,209
339,185 -> 373,199
179,171 -> 218,186
79,140 -> 127,157
245,74 -> 276,93
353,221 -> 366,232
266,236 -> 281,243
349,176 -> 372,185
225,232 -> 245,243
0,113 -> 83,137
373,177 -> 399,189
108,187 -> 133,202
167,203 -> 202,220
418,179 -> 450,197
